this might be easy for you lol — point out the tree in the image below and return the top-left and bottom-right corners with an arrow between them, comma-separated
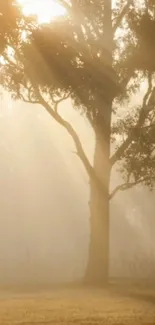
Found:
1,0 -> 155,285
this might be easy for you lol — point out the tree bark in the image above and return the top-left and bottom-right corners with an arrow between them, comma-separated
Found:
84,105 -> 111,285
84,0 -> 113,286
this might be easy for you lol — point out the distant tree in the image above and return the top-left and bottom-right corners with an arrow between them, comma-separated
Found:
1,0 -> 155,285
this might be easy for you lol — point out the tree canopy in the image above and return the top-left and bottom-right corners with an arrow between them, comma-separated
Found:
1,0 -> 155,197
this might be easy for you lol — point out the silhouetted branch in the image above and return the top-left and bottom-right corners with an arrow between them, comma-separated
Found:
32,88 -> 97,180
110,74 -> 153,168
109,176 -> 154,200
31,86 -> 109,196
53,92 -> 71,112
19,93 -> 39,104
109,182 -> 137,200
40,94 -> 93,176
16,84 -> 40,104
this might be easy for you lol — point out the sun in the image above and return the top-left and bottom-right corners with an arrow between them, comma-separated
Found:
18,0 -> 66,23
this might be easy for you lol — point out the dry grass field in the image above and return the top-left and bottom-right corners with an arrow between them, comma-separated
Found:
0,283 -> 155,324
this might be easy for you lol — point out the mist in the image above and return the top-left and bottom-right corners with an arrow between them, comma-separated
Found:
0,93 -> 155,285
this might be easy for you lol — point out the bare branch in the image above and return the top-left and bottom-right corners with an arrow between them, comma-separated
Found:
19,93 -> 39,104
110,171 -> 155,200
32,86 -> 108,196
53,92 -> 71,112
41,95 -> 93,177
16,84 -> 40,104
109,178 -> 148,200
109,181 -> 136,200
54,92 -> 71,103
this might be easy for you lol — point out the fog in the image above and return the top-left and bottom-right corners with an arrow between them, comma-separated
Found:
0,93 -> 155,285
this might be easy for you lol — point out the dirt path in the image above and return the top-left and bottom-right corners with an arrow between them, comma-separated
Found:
0,288 -> 154,324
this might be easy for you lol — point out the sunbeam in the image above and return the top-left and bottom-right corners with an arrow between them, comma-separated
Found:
18,0 -> 66,23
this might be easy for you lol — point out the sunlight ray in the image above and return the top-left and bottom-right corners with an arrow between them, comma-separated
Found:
18,0 -> 66,23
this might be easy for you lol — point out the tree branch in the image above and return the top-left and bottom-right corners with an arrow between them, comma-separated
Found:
53,92 -> 71,112
42,98 -> 93,177
113,0 -> 133,33
16,85 -> 40,104
109,181 -> 137,200
109,176 -> 150,200
19,94 -> 39,104
110,74 -> 153,168
32,86 -> 108,196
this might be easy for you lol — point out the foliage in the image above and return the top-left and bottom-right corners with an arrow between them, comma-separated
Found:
0,0 -> 20,52
1,0 -> 155,196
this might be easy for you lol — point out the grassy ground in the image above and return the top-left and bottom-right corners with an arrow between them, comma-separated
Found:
0,284 -> 154,324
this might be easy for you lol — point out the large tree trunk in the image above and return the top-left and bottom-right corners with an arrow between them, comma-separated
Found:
84,107 -> 111,285
84,0 -> 113,285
